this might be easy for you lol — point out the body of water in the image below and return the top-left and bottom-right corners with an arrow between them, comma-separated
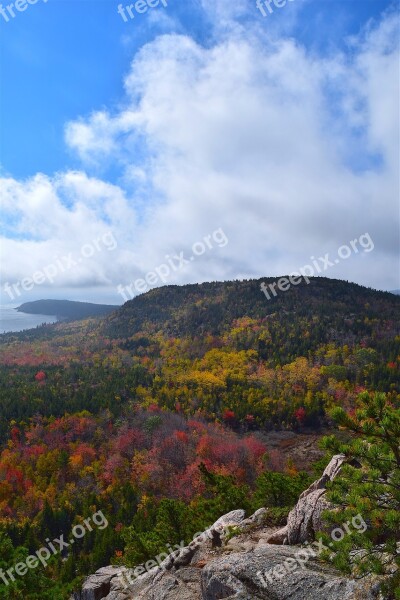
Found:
0,306 -> 58,334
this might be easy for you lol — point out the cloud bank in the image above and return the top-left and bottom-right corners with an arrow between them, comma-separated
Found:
1,2 -> 399,302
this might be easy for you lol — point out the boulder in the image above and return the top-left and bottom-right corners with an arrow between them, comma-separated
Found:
82,535 -> 380,600
268,454 -> 346,545
201,545 -> 380,600
74,566 -> 127,600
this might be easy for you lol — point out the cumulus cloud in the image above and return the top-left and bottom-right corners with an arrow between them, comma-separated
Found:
0,172 -> 138,289
1,2 -> 399,303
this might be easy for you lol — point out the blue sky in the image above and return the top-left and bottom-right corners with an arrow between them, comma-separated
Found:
0,0 -> 399,304
1,0 -> 395,179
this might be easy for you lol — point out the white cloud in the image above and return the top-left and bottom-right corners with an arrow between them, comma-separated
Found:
1,4 -> 399,303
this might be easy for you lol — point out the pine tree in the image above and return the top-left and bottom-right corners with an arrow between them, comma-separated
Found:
322,391 -> 400,598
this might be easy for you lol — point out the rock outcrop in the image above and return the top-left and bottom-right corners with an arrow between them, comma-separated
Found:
267,454 -> 346,545
71,455 -> 382,600
70,566 -> 123,600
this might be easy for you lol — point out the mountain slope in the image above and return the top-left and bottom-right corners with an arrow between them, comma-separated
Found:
0,277 -> 399,599
104,277 -> 399,338
103,278 -> 400,366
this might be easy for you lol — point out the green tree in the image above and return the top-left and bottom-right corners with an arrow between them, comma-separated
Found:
322,392 -> 400,598
121,498 -> 191,567
0,532 -> 66,599
251,471 -> 312,510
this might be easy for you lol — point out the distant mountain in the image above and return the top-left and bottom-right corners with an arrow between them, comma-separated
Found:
17,299 -> 120,320
103,276 -> 400,341
391,289 -> 400,295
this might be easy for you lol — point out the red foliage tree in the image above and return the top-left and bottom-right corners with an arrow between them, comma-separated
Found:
294,407 -> 306,424
223,410 -> 235,420
175,431 -> 189,443
242,436 -> 266,461
10,426 -> 20,445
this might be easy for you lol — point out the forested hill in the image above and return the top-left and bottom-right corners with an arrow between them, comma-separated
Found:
104,276 -> 399,342
17,299 -> 119,320
0,277 -> 399,598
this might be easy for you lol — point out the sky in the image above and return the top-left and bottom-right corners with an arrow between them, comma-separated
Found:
0,0 -> 399,306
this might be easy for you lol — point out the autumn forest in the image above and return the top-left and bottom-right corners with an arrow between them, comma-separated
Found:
0,277 -> 399,598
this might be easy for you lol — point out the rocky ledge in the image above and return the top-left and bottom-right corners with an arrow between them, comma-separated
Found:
71,456 -> 385,600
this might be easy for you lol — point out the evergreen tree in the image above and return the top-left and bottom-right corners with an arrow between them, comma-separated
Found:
322,392 -> 400,598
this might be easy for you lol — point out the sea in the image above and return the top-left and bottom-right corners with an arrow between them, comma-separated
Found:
0,306 -> 58,334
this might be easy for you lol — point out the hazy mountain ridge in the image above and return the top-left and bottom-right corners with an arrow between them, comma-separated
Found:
17,299 -> 119,320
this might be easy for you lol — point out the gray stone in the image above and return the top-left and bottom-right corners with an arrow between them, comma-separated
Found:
80,566 -> 126,600
211,509 -> 246,529
201,545 -> 380,600
268,454 -> 346,545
